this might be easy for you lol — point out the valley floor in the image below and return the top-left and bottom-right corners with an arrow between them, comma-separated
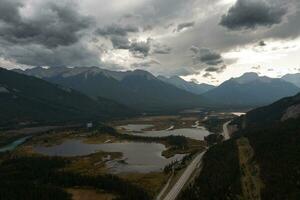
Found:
1,112 -> 235,200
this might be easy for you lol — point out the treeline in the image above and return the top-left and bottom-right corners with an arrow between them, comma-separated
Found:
0,155 -> 150,200
204,133 -> 224,146
203,117 -> 228,133
164,151 -> 197,174
179,139 -> 242,200
179,118 -> 300,200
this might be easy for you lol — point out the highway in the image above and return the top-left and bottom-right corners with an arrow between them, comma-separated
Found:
159,121 -> 231,200
161,151 -> 206,200
156,174 -> 173,200
222,121 -> 231,140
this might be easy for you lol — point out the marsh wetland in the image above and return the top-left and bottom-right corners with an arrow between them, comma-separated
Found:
0,114 -> 216,199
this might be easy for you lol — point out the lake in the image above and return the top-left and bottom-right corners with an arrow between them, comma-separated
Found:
231,112 -> 246,116
34,139 -> 185,173
119,124 -> 210,140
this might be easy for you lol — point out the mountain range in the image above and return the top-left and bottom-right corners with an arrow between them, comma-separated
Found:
157,75 -> 215,95
282,73 -> 300,88
14,67 -> 300,110
16,67 -> 207,112
202,72 -> 300,107
0,68 -> 131,128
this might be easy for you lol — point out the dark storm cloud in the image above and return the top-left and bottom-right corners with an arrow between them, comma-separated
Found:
258,41 -> 266,46
0,0 -> 93,48
0,0 -> 22,23
202,72 -> 212,78
2,43 -> 100,67
100,26 -> 170,57
191,47 -> 223,66
0,0 -> 100,67
220,0 -> 287,30
264,5 -> 300,40
205,65 -> 227,73
96,24 -> 139,36
177,21 -> 195,32
129,40 -> 151,57
96,23 -> 152,57
110,35 -> 131,49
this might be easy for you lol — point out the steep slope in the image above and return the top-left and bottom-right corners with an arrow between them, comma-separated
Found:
157,75 -> 215,95
231,93 -> 300,199
181,93 -> 300,200
0,68 -> 131,128
282,73 -> 300,87
19,67 -> 206,112
233,93 -> 300,128
202,72 -> 300,107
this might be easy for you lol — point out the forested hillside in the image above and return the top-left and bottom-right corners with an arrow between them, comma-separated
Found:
0,68 -> 132,128
180,93 -> 300,200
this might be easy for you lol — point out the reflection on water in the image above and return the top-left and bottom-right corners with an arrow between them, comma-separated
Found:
120,124 -> 210,140
0,136 -> 30,152
231,112 -> 245,116
34,139 -> 184,173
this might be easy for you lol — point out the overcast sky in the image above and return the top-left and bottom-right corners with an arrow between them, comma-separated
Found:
0,0 -> 299,85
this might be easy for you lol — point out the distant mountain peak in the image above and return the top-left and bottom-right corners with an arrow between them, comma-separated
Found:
235,72 -> 260,84
129,69 -> 157,80
203,72 -> 300,107
241,72 -> 259,76
157,75 -> 215,95
282,73 -> 300,88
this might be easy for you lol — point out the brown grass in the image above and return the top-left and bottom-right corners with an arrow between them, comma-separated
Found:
67,188 -> 115,200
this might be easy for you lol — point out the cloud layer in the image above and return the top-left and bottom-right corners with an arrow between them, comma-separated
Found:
0,0 -> 299,83
220,0 -> 287,30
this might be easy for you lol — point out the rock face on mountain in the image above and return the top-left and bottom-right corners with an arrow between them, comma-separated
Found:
157,75 -> 215,95
202,72 -> 300,107
18,67 -> 206,112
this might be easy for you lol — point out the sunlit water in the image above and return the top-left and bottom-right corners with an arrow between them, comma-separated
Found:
231,112 -> 246,116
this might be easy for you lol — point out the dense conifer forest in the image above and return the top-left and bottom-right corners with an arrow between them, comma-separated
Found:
0,155 -> 151,200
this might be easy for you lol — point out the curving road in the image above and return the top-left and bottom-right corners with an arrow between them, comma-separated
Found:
222,121 -> 231,140
159,121 -> 232,200
156,174 -> 173,200
161,151 -> 206,200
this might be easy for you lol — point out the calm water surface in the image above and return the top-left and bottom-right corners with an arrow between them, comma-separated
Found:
34,139 -> 184,173
120,124 -> 210,140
